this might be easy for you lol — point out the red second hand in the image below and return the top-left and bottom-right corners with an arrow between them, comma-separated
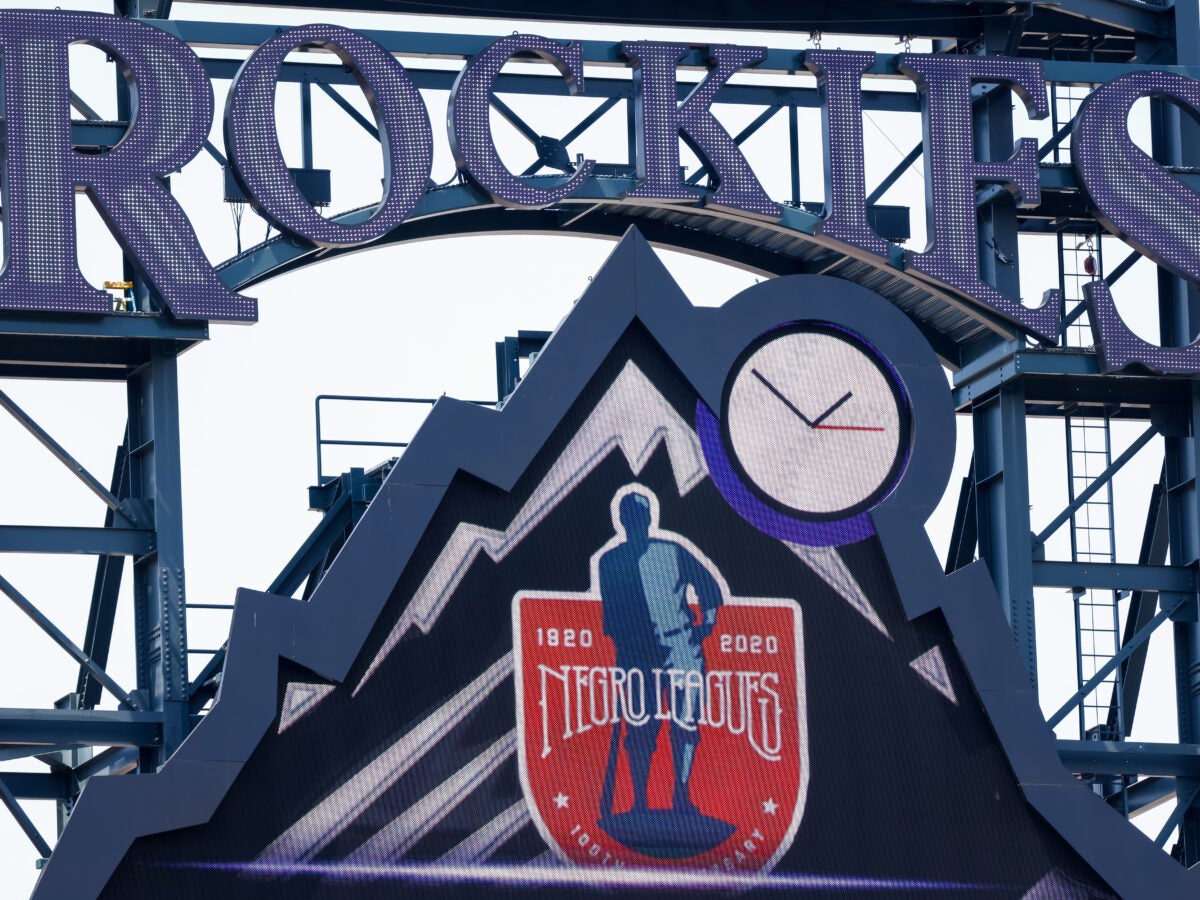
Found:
813,425 -> 885,432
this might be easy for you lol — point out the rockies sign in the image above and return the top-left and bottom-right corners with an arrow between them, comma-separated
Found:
5,10 -> 1200,372
38,231 -> 1167,898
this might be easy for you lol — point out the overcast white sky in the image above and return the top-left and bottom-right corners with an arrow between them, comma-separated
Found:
0,2 -> 1183,896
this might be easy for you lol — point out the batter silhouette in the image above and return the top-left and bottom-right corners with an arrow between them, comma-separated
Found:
596,488 -> 734,857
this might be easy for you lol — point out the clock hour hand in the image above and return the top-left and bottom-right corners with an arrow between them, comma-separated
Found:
751,372 -> 885,432
750,368 -> 814,426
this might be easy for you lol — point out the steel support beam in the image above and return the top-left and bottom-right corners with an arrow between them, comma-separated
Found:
1118,465 -> 1170,734
1107,776 -> 1177,818
164,21 -> 1178,71
1032,423 -> 1159,549
523,96 -> 620,178
0,389 -> 129,522
0,709 -> 160,748
945,453 -> 978,574
0,773 -> 50,859
973,382 -> 1037,686
73,747 -> 139,783
1105,248 -> 1142,289
0,525 -> 152,557
79,441 -> 132,710
200,56 -> 924,112
0,773 -> 72,802
1048,598 -> 1183,730
866,143 -> 922,207
1158,782 -> 1200,849
314,81 -> 379,141
1057,741 -> 1200,778
687,105 -> 781,186
1032,561 -> 1195,593
1158,8 -> 1200,851
127,348 -> 191,771
1165,386 -> 1200,863
0,574 -> 139,711
1049,0 -> 1170,38
266,492 -> 351,599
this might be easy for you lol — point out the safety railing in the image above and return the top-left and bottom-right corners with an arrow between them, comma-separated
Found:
314,394 -> 493,485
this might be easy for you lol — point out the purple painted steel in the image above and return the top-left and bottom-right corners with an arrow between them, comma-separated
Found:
449,34 -> 595,208
1075,71 -> 1200,372
806,50 -> 890,259
620,42 -> 781,220
899,54 -> 1056,341
225,24 -> 432,247
0,10 -> 254,322
1085,280 -> 1200,373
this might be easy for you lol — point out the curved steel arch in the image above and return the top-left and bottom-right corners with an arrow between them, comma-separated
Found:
217,180 -> 1011,367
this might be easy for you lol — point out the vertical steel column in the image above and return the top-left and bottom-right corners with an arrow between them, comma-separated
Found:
115,0 -> 189,773
973,381 -> 1038,687
1157,0 -> 1200,864
787,104 -> 800,206
301,77 -> 314,171
127,348 -> 190,771
1164,392 -> 1200,862
970,22 -> 1036,686
53,695 -> 84,837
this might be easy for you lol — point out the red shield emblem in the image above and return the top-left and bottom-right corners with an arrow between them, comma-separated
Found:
514,591 -> 806,874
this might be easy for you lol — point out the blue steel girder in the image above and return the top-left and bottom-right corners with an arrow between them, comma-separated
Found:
1164,385 -> 1200,862
972,381 -> 1038,687
198,1 -> 1174,52
1033,423 -> 1160,549
0,572 -> 140,713
0,316 -> 206,382
0,774 -> 50,860
0,774 -> 72,803
189,467 -> 385,714
1121,465 -> 1170,735
0,709 -> 160,748
953,345 -> 1196,414
951,333 -> 1200,856
1058,740 -> 1200,778
1108,775 -> 1177,817
78,441 -> 132,710
1048,596 -> 1184,730
0,389 -> 133,525
0,526 -> 152,557
1033,561 -> 1195,593
195,56 -> 924,111
202,168 -> 1198,358
126,348 -> 190,771
944,453 -> 979,574
214,186 -> 992,367
1154,4 -> 1200,852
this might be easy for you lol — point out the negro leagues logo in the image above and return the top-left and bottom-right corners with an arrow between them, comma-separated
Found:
513,485 -> 807,873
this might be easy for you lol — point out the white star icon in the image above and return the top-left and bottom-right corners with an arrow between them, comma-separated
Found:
553,792 -> 569,810
762,798 -> 779,816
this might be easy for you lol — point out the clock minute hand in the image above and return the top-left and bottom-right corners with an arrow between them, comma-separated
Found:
750,368 -> 814,427
810,391 -> 853,427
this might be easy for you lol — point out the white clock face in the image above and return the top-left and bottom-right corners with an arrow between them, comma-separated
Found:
721,324 -> 909,520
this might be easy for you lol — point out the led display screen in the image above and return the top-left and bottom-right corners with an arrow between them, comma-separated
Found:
57,237 -> 1119,899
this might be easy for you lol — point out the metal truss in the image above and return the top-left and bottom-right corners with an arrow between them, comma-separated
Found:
3,0 -> 1200,882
